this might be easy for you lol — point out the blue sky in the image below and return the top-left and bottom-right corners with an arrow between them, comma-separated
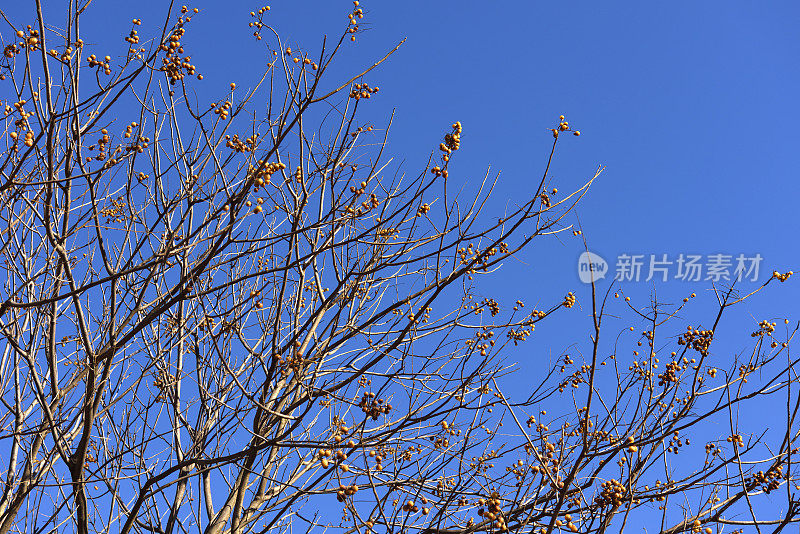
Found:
229,0 -> 800,492
212,0 -> 800,302
17,0 -> 799,463
309,1 -> 800,362
34,0 -> 798,290
175,0 -> 798,510
2,0 -> 799,529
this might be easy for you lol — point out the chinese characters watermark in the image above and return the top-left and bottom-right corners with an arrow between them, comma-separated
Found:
578,252 -> 764,283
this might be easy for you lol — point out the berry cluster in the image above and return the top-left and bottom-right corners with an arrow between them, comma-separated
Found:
477,494 -> 508,532
772,270 -> 793,282
99,196 -> 128,224
752,320 -> 776,337
48,40 -> 82,63
4,28 -> 40,61
125,19 -> 142,45
86,54 -> 113,75
558,363 -> 592,393
344,179 -> 379,217
336,483 -> 359,502
657,360 -> 681,387
442,122 -> 462,153
553,515 -> 580,533
90,129 -> 110,161
349,82 -> 379,99
595,478 -> 626,508
248,6 -> 271,41
152,369 -> 175,401
551,115 -> 581,138
159,7 -> 201,84
677,325 -> 713,356
225,133 -> 257,153
249,161 -> 286,189
506,322 -> 535,345
8,127 -> 34,148
401,499 -> 420,513
430,121 -> 462,178
751,466 -> 783,494
348,1 -> 364,42
726,433 -> 745,446
690,520 -> 714,534
665,431 -> 689,454
359,392 -> 392,420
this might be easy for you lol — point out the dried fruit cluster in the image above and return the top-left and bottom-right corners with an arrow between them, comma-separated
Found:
159,6 -> 201,84
359,392 -> 392,420
677,325 -> 714,356
349,82 -> 379,99
772,270 -> 793,282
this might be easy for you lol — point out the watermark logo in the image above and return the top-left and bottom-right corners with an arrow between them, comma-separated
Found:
577,252 -> 608,283
578,253 -> 764,284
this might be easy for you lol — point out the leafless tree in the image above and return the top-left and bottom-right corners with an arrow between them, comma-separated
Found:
0,2 -> 798,534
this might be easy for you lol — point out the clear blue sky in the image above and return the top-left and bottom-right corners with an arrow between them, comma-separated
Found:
3,0 -> 799,528
299,1 -> 800,367
141,0 -> 798,497
18,0 -> 796,299
183,0 -> 799,485
159,0 -> 799,311
14,0 -> 799,458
